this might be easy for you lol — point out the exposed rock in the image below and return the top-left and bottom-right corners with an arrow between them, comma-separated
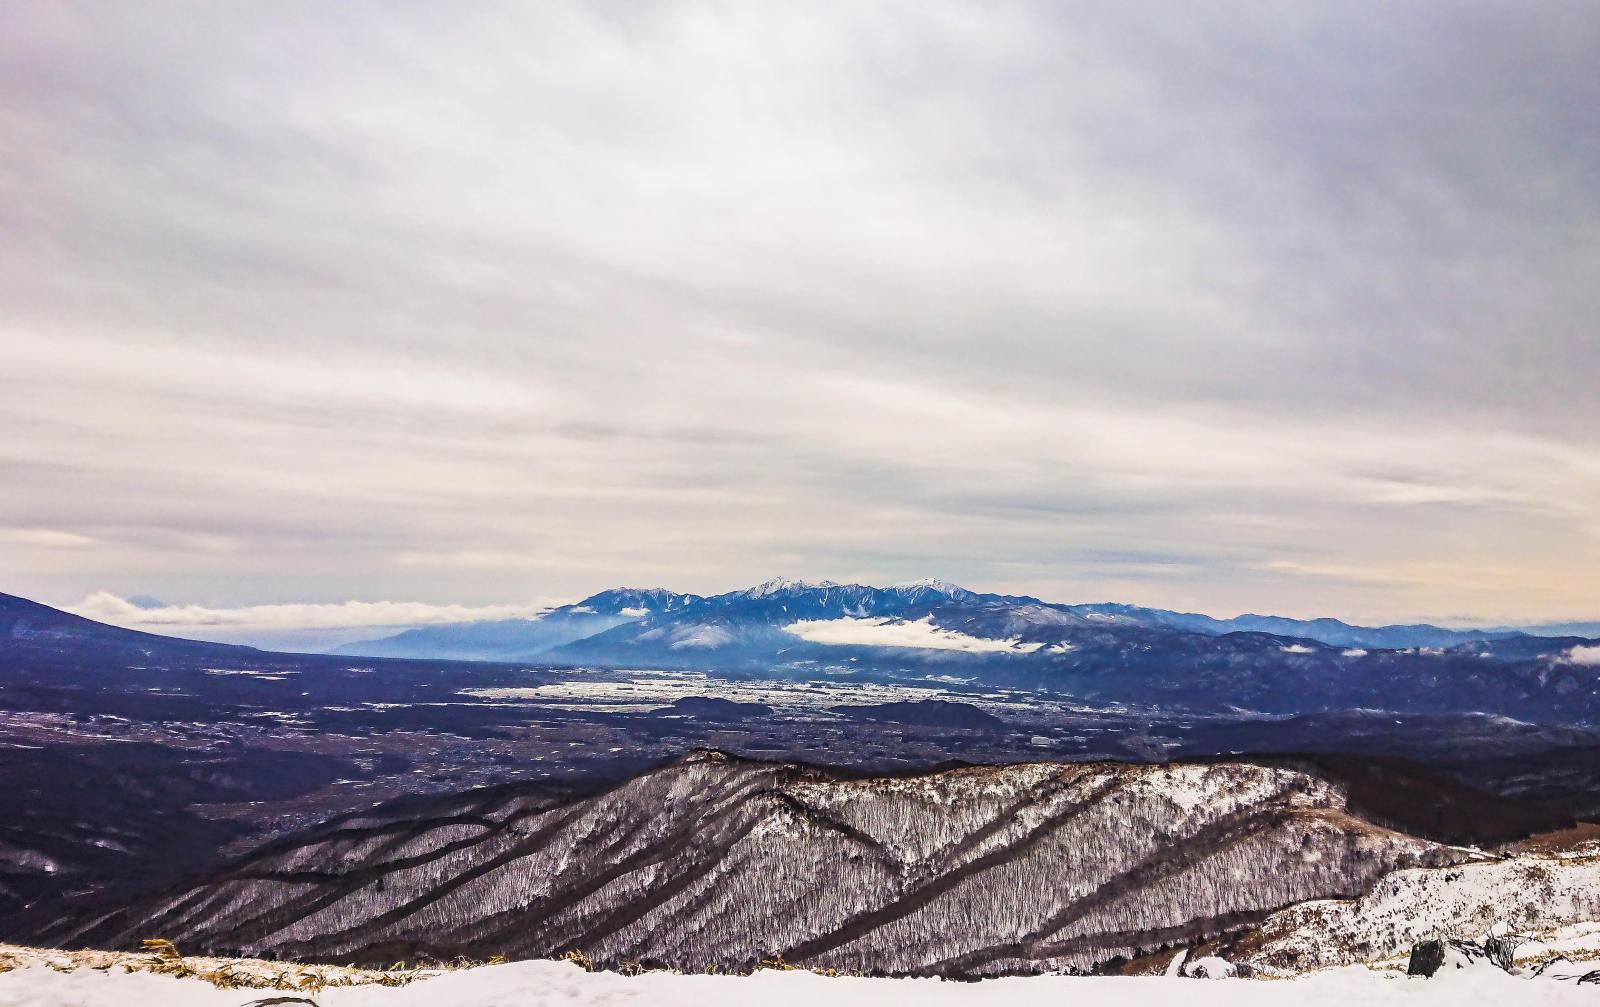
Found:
1407,939 -> 1445,977
1184,956 -> 1236,979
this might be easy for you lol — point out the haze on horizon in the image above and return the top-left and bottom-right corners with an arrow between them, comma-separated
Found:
2,2 -> 1598,631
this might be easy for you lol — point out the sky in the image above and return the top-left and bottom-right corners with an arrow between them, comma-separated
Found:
2,1 -> 1598,639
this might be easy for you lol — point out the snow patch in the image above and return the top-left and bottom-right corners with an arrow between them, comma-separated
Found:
667,625 -> 734,649
890,578 -> 972,598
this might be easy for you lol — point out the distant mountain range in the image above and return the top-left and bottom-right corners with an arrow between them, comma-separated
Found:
322,578 -> 1600,723
334,574 -> 1590,662
6,585 -> 1597,725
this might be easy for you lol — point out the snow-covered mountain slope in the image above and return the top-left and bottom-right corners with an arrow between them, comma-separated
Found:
35,752 -> 1485,977
1227,830 -> 1600,972
5,943 -> 1600,1007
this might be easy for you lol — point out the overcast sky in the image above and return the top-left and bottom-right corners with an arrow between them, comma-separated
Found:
2,1 -> 1598,631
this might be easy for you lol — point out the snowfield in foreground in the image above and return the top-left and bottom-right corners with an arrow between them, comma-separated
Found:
4,956 -> 1600,1007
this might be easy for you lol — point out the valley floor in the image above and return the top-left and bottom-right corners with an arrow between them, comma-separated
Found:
4,950 -> 1600,1007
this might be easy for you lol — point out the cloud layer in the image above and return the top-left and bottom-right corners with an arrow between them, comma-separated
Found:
67,592 -> 557,630
786,617 -> 1044,655
1,2 -> 1597,623
1566,646 -> 1600,667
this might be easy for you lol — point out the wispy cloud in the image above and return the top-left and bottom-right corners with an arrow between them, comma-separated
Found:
0,528 -> 97,549
66,592 -> 560,630
1565,645 -> 1600,667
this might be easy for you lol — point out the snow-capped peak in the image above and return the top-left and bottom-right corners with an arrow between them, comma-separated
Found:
742,577 -> 840,598
890,578 -> 972,599
896,576 -> 966,592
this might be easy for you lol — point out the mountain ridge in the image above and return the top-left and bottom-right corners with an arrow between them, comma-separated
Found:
23,749 -> 1558,977
5,588 -> 1597,723
328,578 -> 1558,664
0,591 -> 260,658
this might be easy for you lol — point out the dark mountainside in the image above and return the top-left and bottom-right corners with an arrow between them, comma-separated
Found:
24,751 -> 1570,977
650,696 -> 774,720
0,743 -> 349,915
0,590 -> 259,662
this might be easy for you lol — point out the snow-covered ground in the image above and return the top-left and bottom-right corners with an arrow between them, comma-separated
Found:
4,955 -> 1600,1007
458,672 -> 964,712
1243,837 -> 1600,971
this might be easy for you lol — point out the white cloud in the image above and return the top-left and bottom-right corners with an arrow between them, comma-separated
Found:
786,616 -> 1044,655
3,4 -> 1599,625
1564,645 -> 1600,666
1280,644 -> 1315,654
0,528 -> 97,549
64,592 -> 560,631
1340,648 -> 1369,658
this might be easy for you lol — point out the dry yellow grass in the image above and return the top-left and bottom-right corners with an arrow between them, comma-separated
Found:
0,940 -> 487,991
0,940 -> 875,986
